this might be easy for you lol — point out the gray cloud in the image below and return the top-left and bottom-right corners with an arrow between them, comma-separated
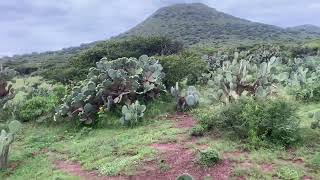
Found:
0,0 -> 319,57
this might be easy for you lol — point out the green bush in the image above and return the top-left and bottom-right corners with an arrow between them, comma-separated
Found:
197,148 -> 220,166
190,125 -> 205,137
17,96 -> 58,122
198,98 -> 301,147
294,85 -> 320,102
45,36 -> 183,83
159,51 -> 207,87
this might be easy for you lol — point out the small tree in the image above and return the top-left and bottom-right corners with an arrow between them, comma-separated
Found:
0,64 -> 17,107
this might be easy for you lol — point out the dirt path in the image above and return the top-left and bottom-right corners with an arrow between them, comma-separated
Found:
52,113 -> 233,180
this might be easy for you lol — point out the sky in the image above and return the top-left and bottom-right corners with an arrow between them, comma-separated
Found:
0,0 -> 320,57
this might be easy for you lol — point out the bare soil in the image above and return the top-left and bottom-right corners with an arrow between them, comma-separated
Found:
52,113 -> 233,179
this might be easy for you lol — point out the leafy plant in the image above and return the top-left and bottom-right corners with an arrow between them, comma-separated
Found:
120,101 -> 146,126
0,120 -> 22,169
56,55 -> 165,124
17,96 -> 59,122
197,148 -> 220,166
190,125 -> 205,137
0,65 -> 17,108
159,51 -> 207,87
198,98 -> 301,148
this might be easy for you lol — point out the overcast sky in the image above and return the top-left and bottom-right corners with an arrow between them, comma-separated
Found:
1,0 -> 319,57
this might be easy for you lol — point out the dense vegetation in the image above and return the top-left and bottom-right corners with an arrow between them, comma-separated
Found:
1,3 -> 320,179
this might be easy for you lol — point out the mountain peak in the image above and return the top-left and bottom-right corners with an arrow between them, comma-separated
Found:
288,24 -> 320,34
116,3 -> 320,45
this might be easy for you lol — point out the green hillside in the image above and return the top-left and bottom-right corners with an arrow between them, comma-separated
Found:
117,3 -> 320,45
288,24 -> 320,34
1,3 -> 320,67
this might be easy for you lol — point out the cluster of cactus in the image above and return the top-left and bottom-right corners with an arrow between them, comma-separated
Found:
246,45 -> 282,64
0,120 -> 22,169
170,82 -> 200,111
286,57 -> 320,88
0,65 -> 17,107
205,53 -> 282,104
201,45 -> 282,71
56,55 -> 164,124
120,101 -> 146,126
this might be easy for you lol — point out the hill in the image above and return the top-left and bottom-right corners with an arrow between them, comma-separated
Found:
287,24 -> 320,34
116,3 -> 320,45
1,3 -> 320,67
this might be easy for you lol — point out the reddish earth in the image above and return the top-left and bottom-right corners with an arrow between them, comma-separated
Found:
133,143 -> 232,180
166,112 -> 197,128
55,160 -> 102,180
53,113 -> 234,180
260,163 -> 274,173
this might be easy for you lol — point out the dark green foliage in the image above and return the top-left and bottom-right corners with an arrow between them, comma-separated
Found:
190,124 -> 205,137
17,96 -> 59,122
176,174 -> 194,180
159,51 -> 207,87
51,36 -> 182,82
199,98 -> 301,147
0,66 -> 17,108
118,3 -> 320,46
294,85 -> 320,102
197,148 -> 220,166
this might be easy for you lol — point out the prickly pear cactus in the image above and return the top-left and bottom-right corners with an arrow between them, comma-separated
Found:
170,83 -> 200,111
0,120 -> 22,169
185,86 -> 200,107
205,53 -> 280,104
311,112 -> 320,129
120,101 -> 146,126
56,55 -> 164,124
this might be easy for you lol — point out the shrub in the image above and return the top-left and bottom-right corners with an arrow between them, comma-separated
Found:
197,148 -> 220,166
159,51 -> 207,87
294,85 -> 320,102
190,125 -> 205,137
199,98 -> 301,148
45,36 -> 183,83
17,96 -> 58,122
